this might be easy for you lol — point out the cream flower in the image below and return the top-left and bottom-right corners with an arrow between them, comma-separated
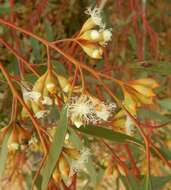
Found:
68,95 -> 98,128
85,6 -> 103,27
71,148 -> 90,172
35,110 -> 49,119
95,102 -> 116,121
23,91 -> 41,102
41,96 -> 53,105
67,95 -> 116,128
103,29 -> 112,42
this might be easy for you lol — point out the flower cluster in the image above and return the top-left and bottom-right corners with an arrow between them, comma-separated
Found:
122,78 -> 159,114
21,70 -> 72,119
111,78 -> 159,136
67,94 -> 116,128
77,6 -> 112,59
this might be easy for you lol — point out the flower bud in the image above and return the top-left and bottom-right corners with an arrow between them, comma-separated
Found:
45,71 -> 58,95
52,167 -> 61,184
63,148 -> 80,159
80,30 -> 102,42
57,75 -> 71,93
32,72 -> 47,94
81,44 -> 103,59
58,155 -> 70,178
79,18 -> 97,34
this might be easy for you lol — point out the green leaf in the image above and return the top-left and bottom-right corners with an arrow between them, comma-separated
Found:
85,157 -> 98,186
151,175 -> 171,189
0,127 -> 12,179
44,20 -> 55,41
130,61 -> 171,75
41,106 -> 68,190
157,99 -> 171,111
74,125 -> 142,146
121,174 -> 139,190
138,108 -> 171,124
140,175 -> 171,190
121,175 -> 171,190
68,128 -> 82,150
30,38 -> 41,62
144,175 -> 153,190
0,7 -> 11,14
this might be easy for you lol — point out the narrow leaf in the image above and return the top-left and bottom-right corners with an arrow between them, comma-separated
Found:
41,106 -> 68,190
140,175 -> 171,190
74,125 -> 142,146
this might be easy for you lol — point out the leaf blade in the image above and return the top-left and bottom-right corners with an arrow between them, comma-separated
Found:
74,125 -> 142,146
41,106 -> 68,190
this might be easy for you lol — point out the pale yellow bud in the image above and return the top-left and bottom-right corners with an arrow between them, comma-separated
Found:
64,148 -> 80,159
58,155 -> 70,178
79,18 -> 97,34
92,48 -> 103,59
81,44 -> 103,59
52,167 -> 61,184
57,75 -> 71,93
45,71 -> 58,95
80,30 -> 101,42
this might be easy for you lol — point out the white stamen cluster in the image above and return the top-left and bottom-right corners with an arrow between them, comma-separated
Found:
28,136 -> 38,145
71,148 -> 90,172
23,91 -> 41,102
23,90 -> 53,106
85,7 -> 112,46
67,95 -> 116,128
41,96 -> 53,105
101,29 -> 112,46
95,102 -> 116,121
85,6 -> 103,27
35,110 -> 49,119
